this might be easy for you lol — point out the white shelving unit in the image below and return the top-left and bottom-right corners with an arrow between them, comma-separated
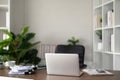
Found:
0,0 -> 9,40
93,0 -> 120,70
0,0 -> 24,40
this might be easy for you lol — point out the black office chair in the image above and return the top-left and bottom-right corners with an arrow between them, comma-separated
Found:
55,45 -> 87,68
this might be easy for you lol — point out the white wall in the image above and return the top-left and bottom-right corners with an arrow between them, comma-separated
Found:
24,0 -> 93,63
10,0 -> 25,34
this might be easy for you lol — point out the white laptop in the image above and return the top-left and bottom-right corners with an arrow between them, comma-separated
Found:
45,53 -> 83,76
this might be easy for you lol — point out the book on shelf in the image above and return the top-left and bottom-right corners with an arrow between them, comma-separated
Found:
107,10 -> 114,27
111,34 -> 114,52
82,69 -> 113,76
94,14 -> 102,28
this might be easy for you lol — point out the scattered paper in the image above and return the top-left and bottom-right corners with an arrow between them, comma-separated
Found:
82,69 -> 113,75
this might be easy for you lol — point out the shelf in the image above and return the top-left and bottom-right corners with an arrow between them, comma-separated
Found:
0,5 -> 8,10
94,4 -> 102,10
93,51 -> 113,55
114,53 -> 120,55
103,51 -> 113,54
103,0 -> 114,6
103,27 -> 113,30
0,27 -> 8,30
93,0 -> 102,9
94,0 -> 114,8
0,5 -> 8,7
93,0 -> 120,70
114,25 -> 120,28
94,27 -> 102,31
94,50 -> 102,53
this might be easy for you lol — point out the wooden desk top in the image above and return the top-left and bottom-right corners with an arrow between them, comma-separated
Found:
0,69 -> 120,80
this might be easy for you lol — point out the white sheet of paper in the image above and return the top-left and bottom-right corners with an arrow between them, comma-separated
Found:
0,76 -> 33,80
82,69 -> 113,75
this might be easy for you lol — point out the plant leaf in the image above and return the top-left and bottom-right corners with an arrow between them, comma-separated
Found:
20,26 -> 29,37
23,33 -> 35,42
30,41 -> 40,48
0,30 -> 13,49
2,30 -> 13,38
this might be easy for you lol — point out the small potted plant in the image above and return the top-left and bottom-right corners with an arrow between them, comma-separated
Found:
96,30 -> 102,50
67,37 -> 79,45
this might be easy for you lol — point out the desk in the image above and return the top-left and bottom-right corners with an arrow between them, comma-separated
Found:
0,69 -> 120,80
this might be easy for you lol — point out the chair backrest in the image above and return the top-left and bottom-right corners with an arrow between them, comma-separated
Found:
55,45 -> 86,68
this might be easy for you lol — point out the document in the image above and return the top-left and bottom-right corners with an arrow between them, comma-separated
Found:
82,69 -> 113,75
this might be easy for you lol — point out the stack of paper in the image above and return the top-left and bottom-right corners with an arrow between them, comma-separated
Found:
9,65 -> 35,75
82,69 -> 113,75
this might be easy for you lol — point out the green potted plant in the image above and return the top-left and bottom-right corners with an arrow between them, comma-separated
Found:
67,37 -> 79,45
96,30 -> 102,50
96,30 -> 102,40
0,26 -> 41,65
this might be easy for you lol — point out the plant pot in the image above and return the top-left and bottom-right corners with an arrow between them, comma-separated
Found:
97,42 -> 102,51
4,61 -> 16,68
